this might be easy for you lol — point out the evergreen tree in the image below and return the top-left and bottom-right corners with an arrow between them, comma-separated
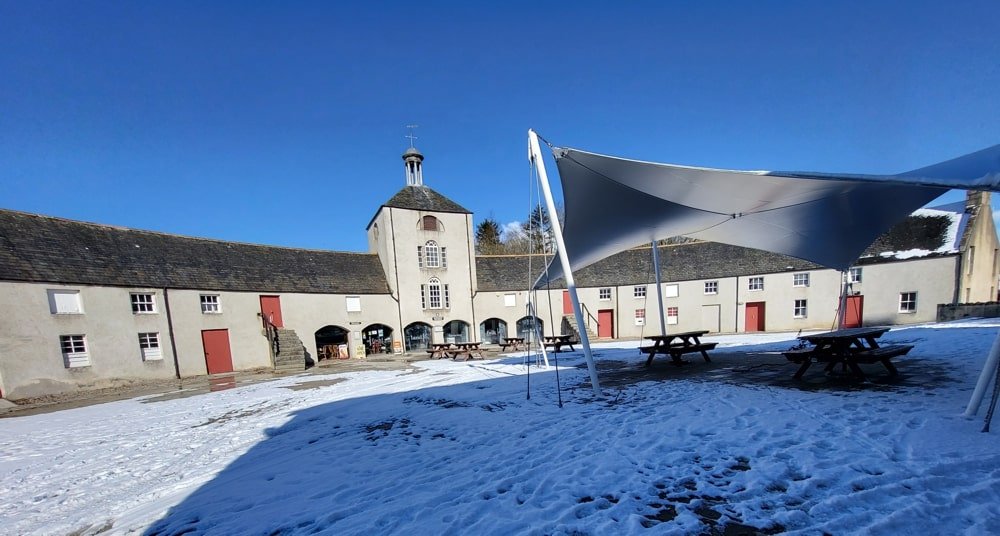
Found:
475,218 -> 503,254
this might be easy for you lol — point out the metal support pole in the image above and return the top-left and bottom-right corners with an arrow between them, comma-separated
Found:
651,242 -> 667,336
528,129 -> 601,396
965,329 -> 1000,417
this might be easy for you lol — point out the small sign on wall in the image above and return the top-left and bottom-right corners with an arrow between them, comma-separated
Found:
393,340 -> 402,354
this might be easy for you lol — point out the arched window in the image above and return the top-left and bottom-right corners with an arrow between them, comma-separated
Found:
420,215 -> 442,231
404,322 -> 432,351
417,240 -> 447,269
420,278 -> 450,309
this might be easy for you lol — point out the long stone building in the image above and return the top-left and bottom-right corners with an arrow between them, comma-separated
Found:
1,146 -> 998,400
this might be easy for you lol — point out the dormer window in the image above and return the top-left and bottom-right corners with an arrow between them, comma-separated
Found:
420,215 -> 442,231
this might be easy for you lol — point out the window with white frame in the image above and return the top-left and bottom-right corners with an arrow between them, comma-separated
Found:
599,288 -> 611,300
748,277 -> 764,291
418,240 -> 447,269
422,278 -> 449,309
665,284 -> 679,298
793,273 -> 810,287
635,309 -> 645,326
131,292 -> 156,313
899,292 -> 917,313
704,281 -> 719,295
138,332 -> 162,361
346,296 -> 362,312
666,306 -> 679,325
200,294 -> 221,314
849,267 -> 863,284
60,335 -> 90,368
633,285 -> 646,298
47,289 -> 83,314
794,299 -> 808,318
504,293 -> 516,307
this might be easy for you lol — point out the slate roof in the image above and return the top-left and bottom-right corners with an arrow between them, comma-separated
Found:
476,212 -> 962,291
0,210 -> 390,294
382,185 -> 470,214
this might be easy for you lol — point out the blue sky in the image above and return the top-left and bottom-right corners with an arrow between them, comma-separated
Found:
2,1 -> 999,253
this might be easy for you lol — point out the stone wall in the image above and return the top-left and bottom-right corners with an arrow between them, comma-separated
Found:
937,302 -> 1000,322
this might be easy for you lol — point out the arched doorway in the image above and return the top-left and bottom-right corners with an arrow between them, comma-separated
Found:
362,324 -> 394,356
479,318 -> 508,345
443,320 -> 470,343
517,316 -> 544,342
315,325 -> 349,360
404,322 -> 432,352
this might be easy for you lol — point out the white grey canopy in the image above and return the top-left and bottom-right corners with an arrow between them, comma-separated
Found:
535,143 -> 1000,287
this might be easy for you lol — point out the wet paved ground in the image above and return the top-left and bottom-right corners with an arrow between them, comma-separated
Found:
2,344 -> 954,417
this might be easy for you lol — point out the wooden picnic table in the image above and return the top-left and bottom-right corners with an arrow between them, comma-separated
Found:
500,337 -> 525,352
427,343 -> 454,359
543,335 -> 578,353
784,327 -> 913,380
639,330 -> 717,367
451,341 -> 484,361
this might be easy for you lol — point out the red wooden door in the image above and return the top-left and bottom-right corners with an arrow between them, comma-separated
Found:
201,329 -> 234,374
598,309 -> 614,338
260,295 -> 283,327
745,302 -> 765,332
562,290 -> 572,315
844,295 -> 864,328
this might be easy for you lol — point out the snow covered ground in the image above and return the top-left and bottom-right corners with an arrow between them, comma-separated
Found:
2,321 -> 999,535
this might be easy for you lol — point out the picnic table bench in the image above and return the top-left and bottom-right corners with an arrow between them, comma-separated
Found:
783,327 -> 913,380
427,343 -> 453,359
543,335 -> 578,353
451,342 -> 485,361
500,337 -> 525,352
640,330 -> 717,367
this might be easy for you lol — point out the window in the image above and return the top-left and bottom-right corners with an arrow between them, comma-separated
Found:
665,284 -> 679,298
899,292 -> 917,313
794,299 -> 808,318
635,309 -> 645,326
139,332 -> 162,361
599,288 -> 612,300
666,307 -> 679,325
793,273 -> 810,287
968,246 -> 976,275
60,335 -> 89,368
748,277 -> 764,291
849,267 -> 863,284
704,281 -> 719,295
423,278 -> 449,309
130,293 -> 156,314
419,241 -> 447,269
504,293 -> 516,307
47,289 -> 83,314
346,296 -> 362,312
421,215 -> 440,231
200,294 -> 221,314
633,285 -> 646,298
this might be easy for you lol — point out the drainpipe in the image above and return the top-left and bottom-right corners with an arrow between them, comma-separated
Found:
163,288 -> 181,379
735,276 -> 740,333
389,209 -> 405,350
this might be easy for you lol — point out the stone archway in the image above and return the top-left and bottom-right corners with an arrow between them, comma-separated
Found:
315,325 -> 349,360
404,322 -> 432,352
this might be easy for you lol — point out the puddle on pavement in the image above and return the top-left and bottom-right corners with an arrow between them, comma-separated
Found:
283,378 -> 346,391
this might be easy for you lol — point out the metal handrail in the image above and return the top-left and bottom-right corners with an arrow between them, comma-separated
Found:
580,303 -> 600,335
261,313 -> 280,357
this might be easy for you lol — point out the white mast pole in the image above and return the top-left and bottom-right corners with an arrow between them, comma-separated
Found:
528,129 -> 601,396
651,241 -> 667,336
965,330 -> 1000,417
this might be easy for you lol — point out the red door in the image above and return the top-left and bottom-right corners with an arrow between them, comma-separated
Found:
598,309 -> 614,338
260,295 -> 283,327
202,329 -> 234,374
562,290 -> 572,315
843,295 -> 864,328
745,302 -> 765,332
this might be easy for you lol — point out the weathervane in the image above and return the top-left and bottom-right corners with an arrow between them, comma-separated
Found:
405,124 -> 418,148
